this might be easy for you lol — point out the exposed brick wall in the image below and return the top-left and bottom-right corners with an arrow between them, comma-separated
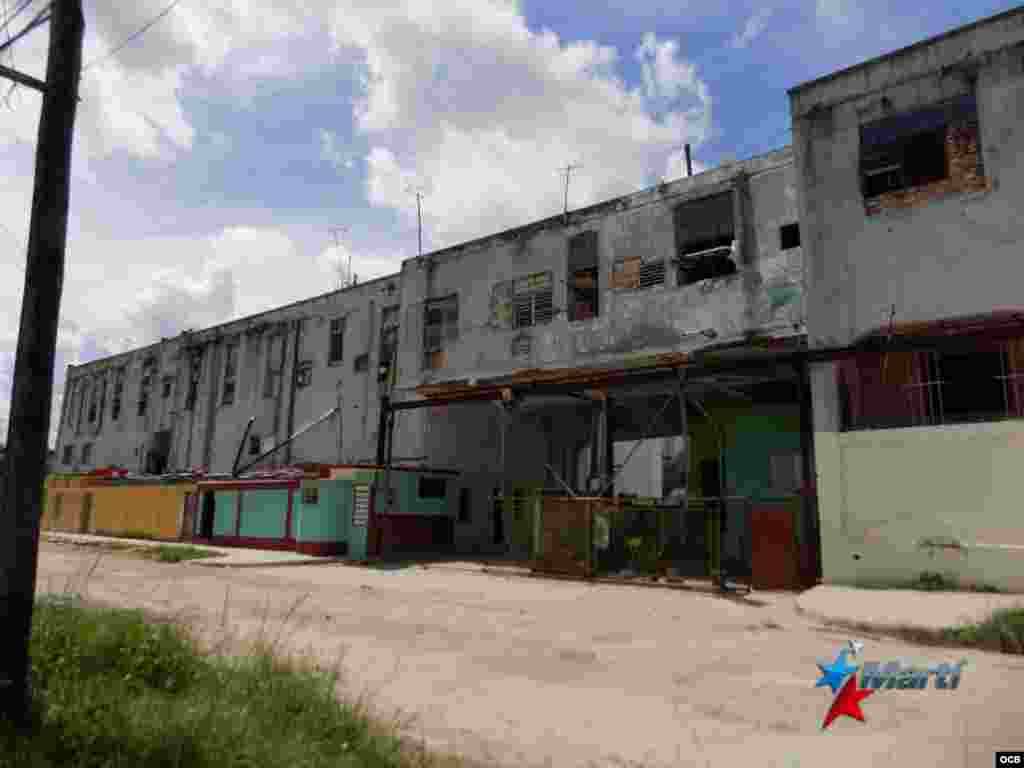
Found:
864,121 -> 988,216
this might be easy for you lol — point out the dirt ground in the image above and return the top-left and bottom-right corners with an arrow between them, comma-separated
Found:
35,543 -> 1024,768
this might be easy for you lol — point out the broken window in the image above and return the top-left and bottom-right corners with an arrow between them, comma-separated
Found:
379,306 -> 399,371
111,369 -> 124,420
418,476 -> 447,499
222,343 -> 238,405
612,256 -> 666,291
839,340 -> 1024,431
62,445 -> 73,464
328,317 -> 345,365
162,377 -> 173,399
511,272 -> 554,328
674,192 -> 736,285
779,223 -> 801,251
860,92 -> 980,200
81,443 -> 92,466
354,353 -> 369,373
567,231 -> 599,321
424,295 -> 458,370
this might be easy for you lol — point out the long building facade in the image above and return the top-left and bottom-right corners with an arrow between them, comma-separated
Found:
51,6 -> 1024,588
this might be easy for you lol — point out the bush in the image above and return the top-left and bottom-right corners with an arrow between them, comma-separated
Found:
943,608 -> 1024,655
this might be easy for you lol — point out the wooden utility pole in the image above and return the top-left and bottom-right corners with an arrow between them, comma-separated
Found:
0,0 -> 85,727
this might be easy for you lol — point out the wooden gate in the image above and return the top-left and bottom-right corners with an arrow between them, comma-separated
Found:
533,497 -> 618,578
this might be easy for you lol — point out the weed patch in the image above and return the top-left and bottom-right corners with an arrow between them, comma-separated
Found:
0,594 -> 469,768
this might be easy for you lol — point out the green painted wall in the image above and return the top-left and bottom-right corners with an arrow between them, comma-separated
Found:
687,400 -> 801,503
297,480 -> 351,543
394,472 -> 451,516
212,491 -> 238,536
239,489 -> 289,539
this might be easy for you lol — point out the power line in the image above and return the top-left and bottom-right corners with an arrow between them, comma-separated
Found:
83,0 -> 181,71
0,0 -> 35,38
0,4 -> 50,57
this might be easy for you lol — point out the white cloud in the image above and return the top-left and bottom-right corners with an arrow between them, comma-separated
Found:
330,2 -> 712,248
730,8 -> 773,48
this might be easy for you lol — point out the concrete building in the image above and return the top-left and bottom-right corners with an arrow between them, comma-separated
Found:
790,5 -> 1024,590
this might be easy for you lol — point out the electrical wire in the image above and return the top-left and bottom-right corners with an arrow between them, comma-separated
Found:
0,4 -> 50,57
83,0 -> 182,71
0,0 -> 34,38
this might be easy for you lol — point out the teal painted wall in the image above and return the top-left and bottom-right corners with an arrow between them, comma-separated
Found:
239,489 -> 289,539
212,491 -> 238,536
297,480 -> 349,543
688,401 -> 801,503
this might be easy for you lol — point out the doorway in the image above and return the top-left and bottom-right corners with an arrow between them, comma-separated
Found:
492,487 -> 505,546
199,492 -> 215,539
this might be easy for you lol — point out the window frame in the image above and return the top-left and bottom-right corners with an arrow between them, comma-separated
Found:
674,191 -> 737,286
779,222 -> 801,251
81,442 -> 92,466
423,295 -> 459,369
62,445 -> 73,464
510,272 -> 555,329
328,317 -> 346,365
567,231 -> 599,322
417,475 -> 448,500
221,343 -> 239,405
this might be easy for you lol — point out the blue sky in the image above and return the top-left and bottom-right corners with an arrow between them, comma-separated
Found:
0,0 -> 1019,442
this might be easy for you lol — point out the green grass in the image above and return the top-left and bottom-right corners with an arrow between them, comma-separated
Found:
0,594 -> 471,768
858,570 -> 1004,593
940,608 -> 1024,654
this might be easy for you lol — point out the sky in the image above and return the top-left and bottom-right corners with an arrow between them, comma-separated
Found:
0,0 -> 1019,446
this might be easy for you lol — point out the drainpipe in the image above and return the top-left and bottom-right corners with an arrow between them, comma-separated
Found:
283,318 -> 303,466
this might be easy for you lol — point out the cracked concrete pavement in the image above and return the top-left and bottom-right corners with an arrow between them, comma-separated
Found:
35,543 -> 1024,768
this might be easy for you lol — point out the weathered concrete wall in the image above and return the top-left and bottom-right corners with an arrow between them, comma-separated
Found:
791,9 -> 1024,591
791,12 -> 1024,349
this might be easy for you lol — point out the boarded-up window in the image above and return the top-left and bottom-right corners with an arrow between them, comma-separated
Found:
329,317 -> 345,364
424,295 -> 458,370
612,256 -> 666,290
675,192 -> 736,285
568,231 -> 599,321
860,93 -> 980,199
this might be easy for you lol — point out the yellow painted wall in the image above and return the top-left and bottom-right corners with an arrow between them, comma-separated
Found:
41,477 -> 194,540
815,420 -> 1024,592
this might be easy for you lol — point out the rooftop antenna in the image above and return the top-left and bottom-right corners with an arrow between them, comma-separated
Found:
328,225 -> 350,288
406,184 -> 428,259
558,162 -> 582,220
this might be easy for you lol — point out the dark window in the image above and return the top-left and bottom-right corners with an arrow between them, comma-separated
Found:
418,476 -> 447,499
512,273 -> 555,328
162,377 -> 173,398
62,445 -> 73,464
302,485 -> 319,505
568,231 -> 599,321
112,370 -> 124,420
779,223 -> 801,250
295,360 -> 313,388
138,374 -> 151,416
87,391 -> 97,423
354,353 -> 369,373
249,435 -> 261,456
860,93 -> 978,199
675,192 -> 736,285
264,335 -> 283,398
840,342 -> 1022,431
329,317 -> 345,364
424,295 -> 458,369
458,487 -> 472,524
222,344 -> 238,405
378,306 -> 399,378
81,443 -> 92,466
